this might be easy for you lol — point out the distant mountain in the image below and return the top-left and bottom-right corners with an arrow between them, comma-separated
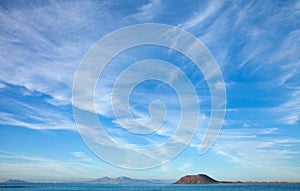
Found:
0,177 -> 172,185
82,176 -> 155,184
0,179 -> 30,184
174,174 -> 219,184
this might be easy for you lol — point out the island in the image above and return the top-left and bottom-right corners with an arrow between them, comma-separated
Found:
174,174 -> 300,184
174,174 -> 219,184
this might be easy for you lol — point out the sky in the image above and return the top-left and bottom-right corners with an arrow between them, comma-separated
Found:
0,0 -> 300,182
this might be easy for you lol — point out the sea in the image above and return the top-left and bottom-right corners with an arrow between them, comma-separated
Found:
1,184 -> 300,191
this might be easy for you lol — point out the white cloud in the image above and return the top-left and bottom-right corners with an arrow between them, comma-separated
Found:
210,128 -> 300,169
178,162 -> 193,172
129,0 -> 163,21
0,94 -> 75,130
242,123 -> 251,128
180,0 -> 225,30
0,1 -> 113,106
275,30 -> 300,86
0,82 -> 5,89
71,152 -> 94,162
272,90 -> 300,125
0,111 -> 74,131
0,152 -> 104,182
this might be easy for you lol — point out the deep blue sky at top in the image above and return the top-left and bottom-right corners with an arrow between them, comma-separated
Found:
0,0 -> 300,182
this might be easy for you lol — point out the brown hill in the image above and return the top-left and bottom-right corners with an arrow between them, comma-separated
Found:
174,174 -> 219,184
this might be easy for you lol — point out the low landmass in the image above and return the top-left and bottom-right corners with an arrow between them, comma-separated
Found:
0,180 -> 31,184
174,174 -> 300,184
0,177 -> 172,184
81,176 -> 155,184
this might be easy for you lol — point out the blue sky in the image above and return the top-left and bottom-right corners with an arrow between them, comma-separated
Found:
0,0 -> 300,182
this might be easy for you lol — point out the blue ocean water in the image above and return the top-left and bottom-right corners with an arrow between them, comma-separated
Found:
1,184 -> 300,191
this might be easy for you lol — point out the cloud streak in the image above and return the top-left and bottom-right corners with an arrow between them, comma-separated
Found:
0,83 -> 74,130
0,152 -> 104,182
213,128 -> 300,168
0,0 -> 115,106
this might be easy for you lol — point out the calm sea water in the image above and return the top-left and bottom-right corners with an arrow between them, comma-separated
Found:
1,184 -> 300,191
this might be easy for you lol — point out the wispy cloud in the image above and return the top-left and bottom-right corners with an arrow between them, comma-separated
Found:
0,152 -> 104,182
0,111 -> 74,131
0,83 -> 74,130
180,0 -> 300,129
71,152 -> 94,162
126,0 -> 163,21
0,1 -> 114,106
180,0 -> 300,78
180,0 -> 225,30
272,90 -> 300,125
211,128 -> 300,169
